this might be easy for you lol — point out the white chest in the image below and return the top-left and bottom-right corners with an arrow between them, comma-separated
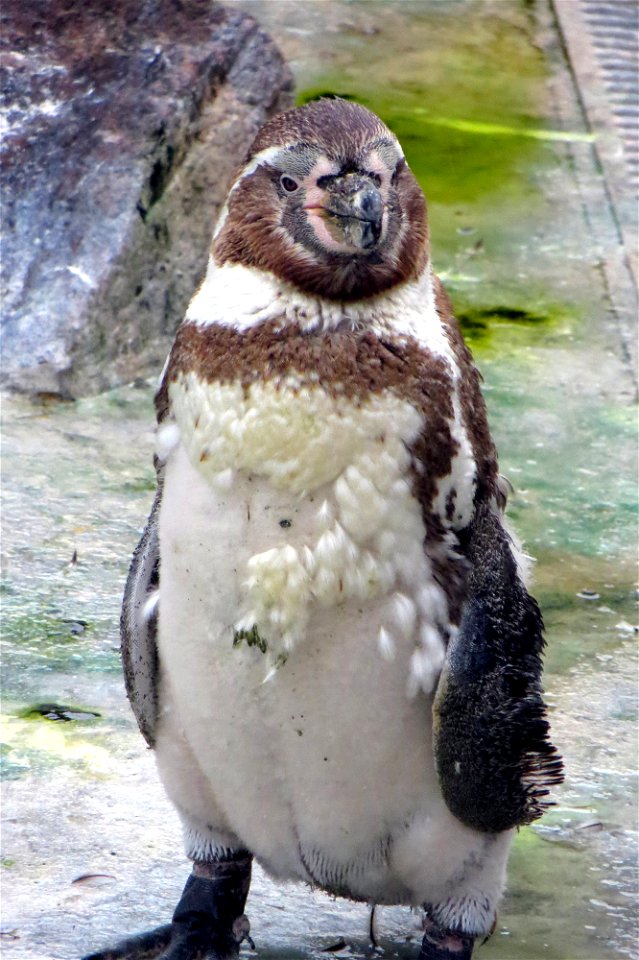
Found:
162,373 -> 459,692
157,435 -> 507,915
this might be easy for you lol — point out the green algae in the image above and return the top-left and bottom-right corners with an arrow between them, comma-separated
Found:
412,113 -> 595,143
295,0 -> 562,316
233,624 -> 268,654
486,368 -> 637,565
1,608 -> 121,680
17,703 -> 102,723
1,389 -> 154,763
0,715 -> 116,780
1,704 -> 104,779
492,829 -> 620,960
456,303 -> 557,346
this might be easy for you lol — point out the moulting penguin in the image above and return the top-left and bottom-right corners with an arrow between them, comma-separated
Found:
84,99 -> 563,960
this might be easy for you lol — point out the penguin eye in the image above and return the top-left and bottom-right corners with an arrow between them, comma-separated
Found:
280,175 -> 299,193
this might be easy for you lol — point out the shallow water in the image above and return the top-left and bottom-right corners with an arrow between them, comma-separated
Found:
2,2 -> 637,958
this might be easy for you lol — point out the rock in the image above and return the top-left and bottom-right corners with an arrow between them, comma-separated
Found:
0,0 -> 293,399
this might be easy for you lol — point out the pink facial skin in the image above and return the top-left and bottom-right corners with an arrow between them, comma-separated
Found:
301,152 -> 391,254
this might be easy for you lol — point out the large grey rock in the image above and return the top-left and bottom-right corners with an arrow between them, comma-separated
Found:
0,0 -> 292,399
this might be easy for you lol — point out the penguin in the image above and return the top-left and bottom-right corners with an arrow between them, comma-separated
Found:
85,98 -> 562,960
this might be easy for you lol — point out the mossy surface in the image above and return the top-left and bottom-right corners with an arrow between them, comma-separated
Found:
0,713 -> 116,780
2,386 -> 155,710
293,0 -> 582,320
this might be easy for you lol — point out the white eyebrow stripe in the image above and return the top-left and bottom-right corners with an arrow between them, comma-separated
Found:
365,141 -> 405,174
379,137 -> 405,156
233,145 -> 289,188
212,145 -> 286,239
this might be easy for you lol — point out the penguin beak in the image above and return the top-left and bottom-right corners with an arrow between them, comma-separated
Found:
309,173 -> 384,251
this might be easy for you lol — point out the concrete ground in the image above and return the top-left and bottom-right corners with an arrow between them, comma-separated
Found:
1,3 -> 637,960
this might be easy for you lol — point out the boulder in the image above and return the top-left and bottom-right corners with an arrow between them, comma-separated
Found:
0,0 -> 293,399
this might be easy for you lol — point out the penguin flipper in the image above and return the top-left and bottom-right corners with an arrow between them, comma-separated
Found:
433,504 -> 563,833
121,483 -> 162,748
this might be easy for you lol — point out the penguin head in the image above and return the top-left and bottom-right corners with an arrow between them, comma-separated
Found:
212,99 -> 430,301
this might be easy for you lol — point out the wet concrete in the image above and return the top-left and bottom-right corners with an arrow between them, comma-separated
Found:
1,2 -> 637,959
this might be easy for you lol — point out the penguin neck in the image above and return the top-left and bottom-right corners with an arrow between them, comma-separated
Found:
183,258 -> 441,344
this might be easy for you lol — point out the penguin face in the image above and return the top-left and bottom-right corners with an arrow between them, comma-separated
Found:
212,99 -> 429,301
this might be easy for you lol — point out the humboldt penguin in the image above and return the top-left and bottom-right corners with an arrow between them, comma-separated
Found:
85,98 -> 562,960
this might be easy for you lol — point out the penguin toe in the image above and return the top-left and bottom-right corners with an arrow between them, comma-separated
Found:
419,919 -> 474,960
82,924 -> 173,959
155,929 -> 240,960
81,922 -> 242,960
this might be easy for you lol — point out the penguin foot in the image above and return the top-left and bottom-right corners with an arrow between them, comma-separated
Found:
419,919 -> 474,960
82,853 -> 253,960
82,925 -> 173,960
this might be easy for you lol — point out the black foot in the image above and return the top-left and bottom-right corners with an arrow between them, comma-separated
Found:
82,853 -> 253,960
82,926 -> 173,960
419,919 -> 474,960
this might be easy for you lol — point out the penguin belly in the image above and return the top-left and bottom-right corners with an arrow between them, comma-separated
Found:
155,439 -> 512,919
